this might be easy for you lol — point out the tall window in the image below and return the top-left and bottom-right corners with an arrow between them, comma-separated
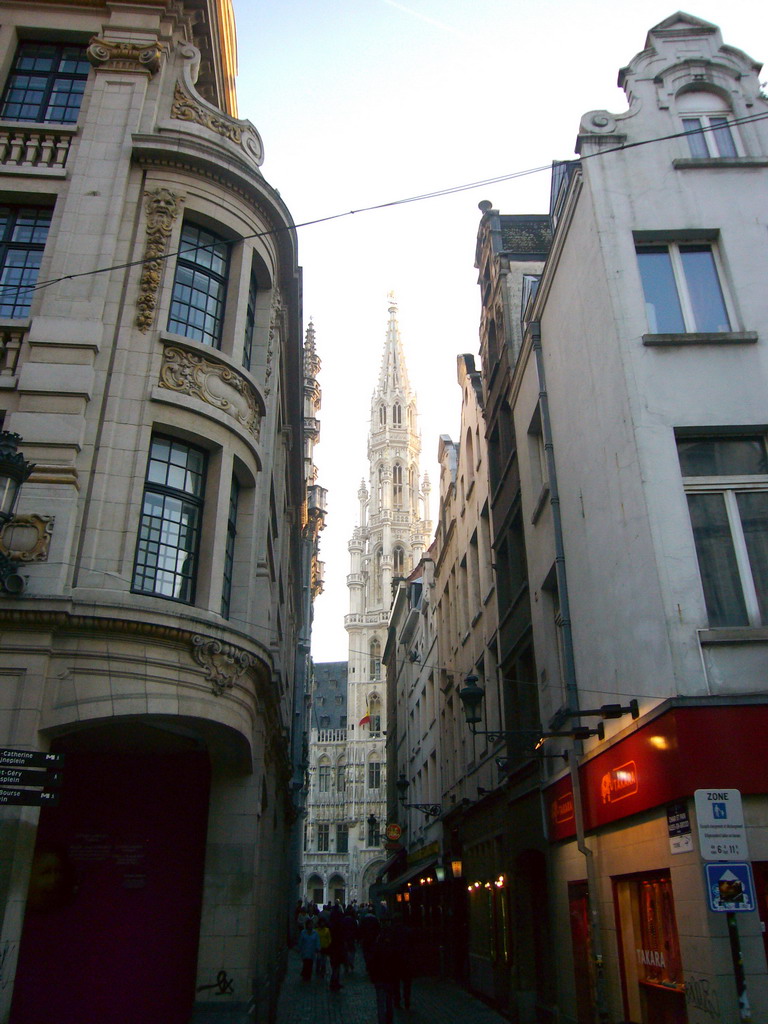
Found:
221,475 -> 239,618
1,41 -> 90,124
168,222 -> 229,347
679,91 -> 738,159
635,241 -> 731,334
318,761 -> 331,792
367,817 -> 380,847
393,546 -> 404,574
0,206 -> 52,318
132,436 -> 206,603
367,761 -> 381,789
242,265 -> 257,371
317,824 -> 329,852
336,761 -> 346,792
393,464 -> 403,508
678,435 -> 768,627
393,403 -> 402,425
369,638 -> 381,679
336,824 -> 348,854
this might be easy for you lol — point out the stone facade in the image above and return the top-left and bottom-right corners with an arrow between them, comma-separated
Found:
0,3 -> 314,1022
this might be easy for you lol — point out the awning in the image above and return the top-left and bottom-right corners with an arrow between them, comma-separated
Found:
379,857 -> 437,894
376,847 -> 406,883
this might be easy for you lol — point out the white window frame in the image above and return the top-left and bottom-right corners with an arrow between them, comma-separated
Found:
682,114 -> 739,159
682,473 -> 768,626
635,239 -> 736,334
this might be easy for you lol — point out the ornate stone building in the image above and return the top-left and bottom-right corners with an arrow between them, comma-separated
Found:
304,297 -> 431,903
0,3 -> 317,1023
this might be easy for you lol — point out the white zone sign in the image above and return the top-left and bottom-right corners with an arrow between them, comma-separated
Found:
694,789 -> 749,861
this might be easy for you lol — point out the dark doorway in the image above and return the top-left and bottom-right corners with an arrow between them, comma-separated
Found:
11,727 -> 210,1024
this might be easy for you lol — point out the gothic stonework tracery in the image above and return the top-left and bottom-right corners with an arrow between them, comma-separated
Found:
136,187 -> 184,333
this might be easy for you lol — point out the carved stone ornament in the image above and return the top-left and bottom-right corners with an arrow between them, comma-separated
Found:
88,37 -> 162,75
136,188 -> 184,332
191,635 -> 255,696
265,293 -> 283,397
0,514 -> 54,562
160,345 -> 263,440
171,82 -> 264,166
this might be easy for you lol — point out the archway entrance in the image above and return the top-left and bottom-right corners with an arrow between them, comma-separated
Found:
10,724 -> 210,1024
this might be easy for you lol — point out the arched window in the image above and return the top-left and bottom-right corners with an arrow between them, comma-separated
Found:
393,464 -> 403,508
369,638 -> 381,679
678,91 -> 737,159
379,404 -> 387,426
377,466 -> 384,510
318,756 -> 331,793
393,402 -> 402,425
409,465 -> 418,512
393,546 -> 404,574
336,758 -> 346,792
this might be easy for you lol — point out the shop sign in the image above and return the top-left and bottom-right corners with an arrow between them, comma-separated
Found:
705,863 -> 755,912
385,823 -> 402,842
666,801 -> 693,854
694,789 -> 749,861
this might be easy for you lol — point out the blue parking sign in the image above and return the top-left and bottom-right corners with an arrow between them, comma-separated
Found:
705,863 -> 755,912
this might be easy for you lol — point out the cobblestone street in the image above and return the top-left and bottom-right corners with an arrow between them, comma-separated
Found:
274,950 -> 513,1024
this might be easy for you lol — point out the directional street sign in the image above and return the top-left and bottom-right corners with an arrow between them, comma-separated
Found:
694,789 -> 749,861
0,768 -> 62,788
0,749 -> 63,769
0,789 -> 59,807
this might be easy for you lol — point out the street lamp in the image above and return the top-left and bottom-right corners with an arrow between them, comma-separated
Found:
458,674 -> 605,746
396,772 -> 441,819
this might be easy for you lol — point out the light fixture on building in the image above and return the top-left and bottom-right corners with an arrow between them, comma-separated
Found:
395,772 -> 441,819
435,865 -> 445,882
0,431 -> 34,594
459,674 -> 617,746
450,858 -> 463,879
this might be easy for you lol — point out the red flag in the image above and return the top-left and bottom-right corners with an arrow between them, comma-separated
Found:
359,713 -> 371,727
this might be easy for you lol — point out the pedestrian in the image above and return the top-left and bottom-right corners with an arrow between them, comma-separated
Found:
328,904 -> 346,991
315,915 -> 331,978
342,906 -> 359,973
358,904 -> 381,974
297,919 -> 320,982
390,912 -> 412,1009
366,914 -> 398,1024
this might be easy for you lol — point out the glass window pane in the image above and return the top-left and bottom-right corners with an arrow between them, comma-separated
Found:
687,493 -> 749,626
736,492 -> 768,624
677,437 -> 768,477
710,117 -> 737,158
636,248 -> 685,333
679,245 -> 731,332
683,118 -> 710,158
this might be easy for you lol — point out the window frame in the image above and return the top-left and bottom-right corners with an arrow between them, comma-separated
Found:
220,473 -> 239,618
317,823 -> 329,852
682,114 -> 739,159
0,40 -> 90,125
167,220 -> 230,348
132,435 -> 207,604
367,760 -> 381,790
678,434 -> 768,627
635,237 -> 736,335
0,205 -> 52,318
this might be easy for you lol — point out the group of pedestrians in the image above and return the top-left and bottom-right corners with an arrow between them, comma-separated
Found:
293,899 -> 413,1024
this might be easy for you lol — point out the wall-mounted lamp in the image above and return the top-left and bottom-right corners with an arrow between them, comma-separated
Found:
395,772 -> 441,819
450,858 -> 463,879
459,674 -> 609,747
0,431 -> 34,594
435,865 -> 446,882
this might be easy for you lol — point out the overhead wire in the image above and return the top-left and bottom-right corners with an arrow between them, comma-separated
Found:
10,108 -> 768,304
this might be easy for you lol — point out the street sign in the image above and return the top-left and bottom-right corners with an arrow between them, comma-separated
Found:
667,801 -> 693,854
0,749 -> 63,769
0,789 -> 60,807
705,863 -> 756,913
694,789 -> 749,860
0,768 -> 62,788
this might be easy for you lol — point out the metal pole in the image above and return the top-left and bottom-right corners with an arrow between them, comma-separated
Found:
726,912 -> 752,1022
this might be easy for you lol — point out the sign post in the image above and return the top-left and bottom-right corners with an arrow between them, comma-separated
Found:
0,749 -> 63,806
695,790 -> 753,1022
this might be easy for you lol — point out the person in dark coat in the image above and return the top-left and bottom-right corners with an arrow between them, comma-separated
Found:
328,904 -> 346,991
366,916 -> 398,1024
390,912 -> 413,1009
341,907 -> 359,973
358,905 -> 381,974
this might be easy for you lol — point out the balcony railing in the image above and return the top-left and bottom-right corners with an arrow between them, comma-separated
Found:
0,124 -> 75,174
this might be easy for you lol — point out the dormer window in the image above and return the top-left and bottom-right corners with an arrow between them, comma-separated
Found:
678,92 -> 738,159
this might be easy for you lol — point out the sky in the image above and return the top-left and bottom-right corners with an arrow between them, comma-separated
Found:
231,0 -> 768,662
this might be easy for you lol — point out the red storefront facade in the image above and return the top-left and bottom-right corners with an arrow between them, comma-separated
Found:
543,698 -> 768,1024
